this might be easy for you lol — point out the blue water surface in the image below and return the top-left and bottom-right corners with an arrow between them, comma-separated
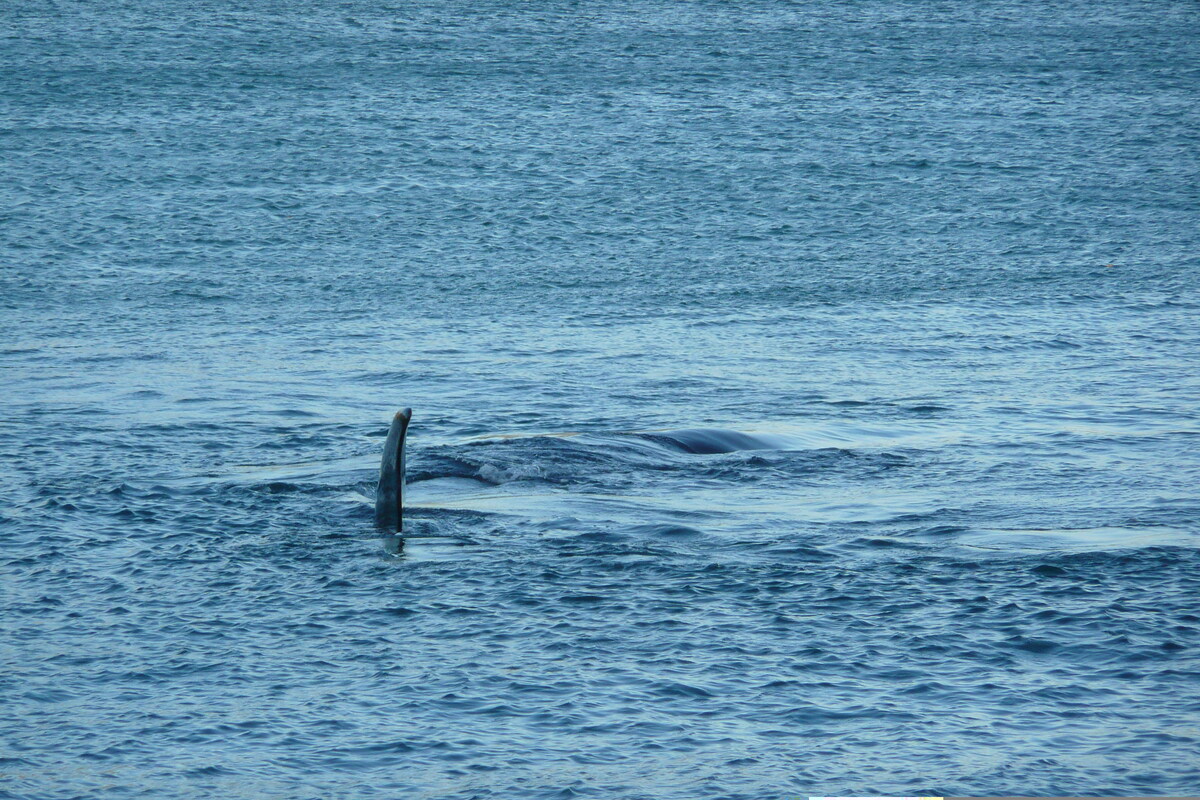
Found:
2,1 -> 1199,797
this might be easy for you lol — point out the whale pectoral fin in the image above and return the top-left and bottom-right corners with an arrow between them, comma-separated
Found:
375,408 -> 412,532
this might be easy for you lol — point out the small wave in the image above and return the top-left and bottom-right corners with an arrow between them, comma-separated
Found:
626,523 -> 704,538
406,454 -> 495,484
478,462 -> 546,484
408,450 -> 557,487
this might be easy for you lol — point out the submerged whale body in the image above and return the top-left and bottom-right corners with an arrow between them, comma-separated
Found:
375,408 -> 411,532
646,428 -> 785,454
373,414 -> 787,532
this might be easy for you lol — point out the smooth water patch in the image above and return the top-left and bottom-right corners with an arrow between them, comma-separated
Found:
957,526 -> 1198,553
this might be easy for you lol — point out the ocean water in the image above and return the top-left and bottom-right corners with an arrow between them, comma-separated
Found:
2,1 -> 1199,797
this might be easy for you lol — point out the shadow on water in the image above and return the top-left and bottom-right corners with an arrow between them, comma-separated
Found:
381,533 -> 477,561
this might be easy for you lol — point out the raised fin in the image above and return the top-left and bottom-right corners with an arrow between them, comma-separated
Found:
375,408 -> 412,532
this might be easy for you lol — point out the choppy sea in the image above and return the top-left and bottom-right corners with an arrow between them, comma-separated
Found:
3,1 -> 1199,797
